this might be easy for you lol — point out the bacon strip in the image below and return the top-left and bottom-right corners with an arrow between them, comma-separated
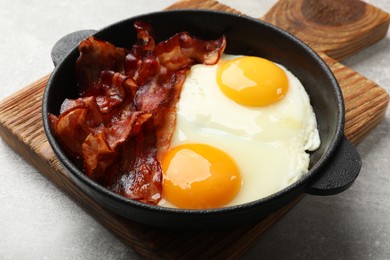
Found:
76,37 -> 127,92
154,32 -> 226,71
50,72 -> 149,180
49,21 -> 226,205
109,125 -> 162,205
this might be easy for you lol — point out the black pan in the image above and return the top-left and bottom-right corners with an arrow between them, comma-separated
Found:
42,10 -> 361,229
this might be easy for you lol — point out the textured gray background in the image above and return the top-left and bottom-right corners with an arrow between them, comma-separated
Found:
0,0 -> 389,259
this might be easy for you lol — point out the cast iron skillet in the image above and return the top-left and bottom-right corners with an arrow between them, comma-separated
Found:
43,10 -> 361,229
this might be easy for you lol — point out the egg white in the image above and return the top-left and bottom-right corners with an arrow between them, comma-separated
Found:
159,54 -> 320,208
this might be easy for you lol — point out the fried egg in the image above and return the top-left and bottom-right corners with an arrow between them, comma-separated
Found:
158,54 -> 320,209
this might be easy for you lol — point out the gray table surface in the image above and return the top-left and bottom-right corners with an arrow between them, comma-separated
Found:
1,0 -> 389,259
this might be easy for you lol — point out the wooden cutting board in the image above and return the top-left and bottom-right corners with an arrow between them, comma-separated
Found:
0,0 -> 389,259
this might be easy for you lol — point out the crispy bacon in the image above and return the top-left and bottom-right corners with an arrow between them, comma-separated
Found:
154,32 -> 226,71
82,71 -> 136,114
134,21 -> 155,53
155,71 -> 188,160
82,132 -> 117,180
49,107 -> 89,157
49,21 -> 226,205
109,125 -> 162,204
82,112 -> 151,180
76,37 -> 127,92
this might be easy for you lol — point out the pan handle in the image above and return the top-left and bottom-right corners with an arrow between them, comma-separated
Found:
306,135 -> 362,195
51,30 -> 97,67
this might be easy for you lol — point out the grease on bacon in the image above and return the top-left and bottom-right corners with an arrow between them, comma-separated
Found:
49,21 -> 226,205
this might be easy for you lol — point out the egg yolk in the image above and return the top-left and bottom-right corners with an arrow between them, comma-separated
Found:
161,143 -> 241,209
217,56 -> 288,107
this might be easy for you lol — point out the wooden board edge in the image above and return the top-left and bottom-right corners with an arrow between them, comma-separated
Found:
165,0 -> 243,14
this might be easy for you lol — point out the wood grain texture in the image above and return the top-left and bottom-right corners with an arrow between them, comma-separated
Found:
165,0 -> 242,14
321,54 -> 389,143
261,0 -> 390,60
0,0 -> 389,258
